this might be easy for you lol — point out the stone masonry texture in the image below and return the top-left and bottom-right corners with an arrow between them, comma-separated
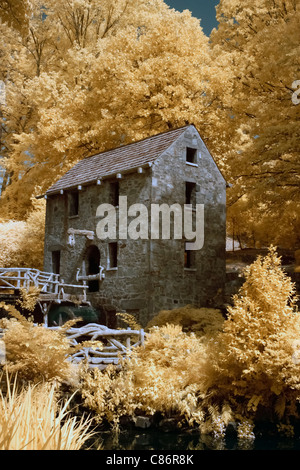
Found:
43,126 -> 227,327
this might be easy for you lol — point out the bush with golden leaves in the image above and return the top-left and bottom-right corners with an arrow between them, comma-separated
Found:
207,247 -> 300,422
81,324 -> 209,429
2,246 -> 299,436
0,198 -> 45,270
146,305 -> 224,338
81,248 -> 300,433
0,304 -> 77,385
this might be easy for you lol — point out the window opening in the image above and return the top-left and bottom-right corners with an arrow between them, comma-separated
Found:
52,251 -> 61,274
185,181 -> 196,205
68,190 -> 79,217
110,182 -> 119,207
184,244 -> 195,269
86,245 -> 100,292
108,242 -> 118,268
186,147 -> 197,164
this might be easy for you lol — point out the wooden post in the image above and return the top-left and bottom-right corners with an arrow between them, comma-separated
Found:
83,281 -> 87,302
41,302 -> 49,327
140,329 -> 145,346
126,328 -> 131,350
17,270 -> 21,289
54,274 -> 59,295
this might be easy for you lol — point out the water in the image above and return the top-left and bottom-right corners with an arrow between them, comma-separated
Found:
90,428 -> 300,451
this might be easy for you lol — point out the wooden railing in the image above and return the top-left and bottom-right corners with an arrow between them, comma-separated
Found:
0,321 -> 145,369
0,322 -> 145,370
0,268 -> 60,293
48,323 -> 145,369
0,268 -> 145,369
0,268 -> 88,301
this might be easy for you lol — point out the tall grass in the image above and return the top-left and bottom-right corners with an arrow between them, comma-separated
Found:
0,375 -> 95,450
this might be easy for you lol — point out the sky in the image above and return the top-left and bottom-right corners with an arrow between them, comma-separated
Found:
165,0 -> 219,36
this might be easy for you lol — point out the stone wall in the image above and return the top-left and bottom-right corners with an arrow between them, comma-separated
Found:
146,127 -> 227,321
44,171 -> 153,326
44,128 -> 227,327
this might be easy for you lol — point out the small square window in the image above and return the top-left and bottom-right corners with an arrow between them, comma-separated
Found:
186,147 -> 197,164
68,191 -> 79,217
108,242 -> 118,268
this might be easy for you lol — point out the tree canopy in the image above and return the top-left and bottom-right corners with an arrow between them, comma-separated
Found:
211,0 -> 300,248
0,0 -> 233,218
0,0 -> 299,255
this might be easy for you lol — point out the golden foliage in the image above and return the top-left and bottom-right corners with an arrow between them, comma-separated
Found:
146,305 -> 224,338
80,365 -> 136,430
0,375 -> 95,450
116,312 -> 141,330
81,248 -> 300,432
0,220 -> 27,266
0,303 -> 78,385
1,248 -> 300,437
207,247 -> 300,421
0,0 -> 31,35
16,286 -> 41,312
81,324 -> 208,429
212,0 -> 300,247
0,198 -> 45,269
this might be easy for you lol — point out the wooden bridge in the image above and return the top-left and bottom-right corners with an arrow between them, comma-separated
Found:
0,267 -> 88,299
49,323 -> 145,369
0,267 -> 91,325
0,321 -> 145,370
0,267 -> 146,368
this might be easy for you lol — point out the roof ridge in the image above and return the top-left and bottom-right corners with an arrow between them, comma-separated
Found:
45,125 -> 194,196
82,124 -> 191,161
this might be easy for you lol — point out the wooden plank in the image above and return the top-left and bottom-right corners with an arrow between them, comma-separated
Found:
89,357 -> 119,364
85,350 -> 121,358
107,338 -> 128,353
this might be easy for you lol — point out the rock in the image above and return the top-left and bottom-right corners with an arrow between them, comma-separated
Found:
135,416 -> 152,429
159,418 -> 178,432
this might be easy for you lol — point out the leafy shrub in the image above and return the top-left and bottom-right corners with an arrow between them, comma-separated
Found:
146,305 -> 224,338
16,286 -> 41,312
0,198 -> 45,269
116,312 -> 141,330
80,364 -> 136,430
207,246 -> 300,422
0,304 -> 78,385
0,220 -> 27,266
81,248 -> 300,434
81,324 -> 208,429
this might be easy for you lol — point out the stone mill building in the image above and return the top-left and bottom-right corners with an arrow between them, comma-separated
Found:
43,125 -> 227,327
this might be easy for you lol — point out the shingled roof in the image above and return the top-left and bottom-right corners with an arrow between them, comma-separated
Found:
46,126 -> 191,196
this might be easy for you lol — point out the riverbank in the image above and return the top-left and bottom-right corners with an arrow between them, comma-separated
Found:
84,418 -> 300,451
1,248 -> 300,451
98,430 -> 300,451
